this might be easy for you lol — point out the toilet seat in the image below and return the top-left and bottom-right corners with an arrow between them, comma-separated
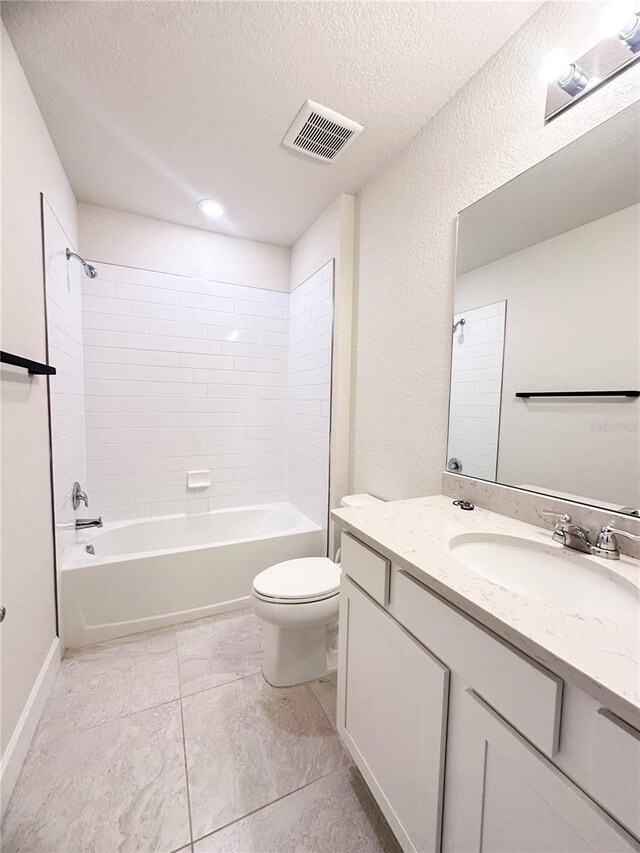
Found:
252,557 -> 340,604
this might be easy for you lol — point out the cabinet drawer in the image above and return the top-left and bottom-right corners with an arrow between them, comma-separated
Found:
341,532 -> 390,606
389,568 -> 563,757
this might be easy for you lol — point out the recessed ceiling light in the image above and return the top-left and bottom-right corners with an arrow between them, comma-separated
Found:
197,199 -> 224,218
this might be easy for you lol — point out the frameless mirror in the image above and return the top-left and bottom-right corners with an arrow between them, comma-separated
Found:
448,103 -> 640,515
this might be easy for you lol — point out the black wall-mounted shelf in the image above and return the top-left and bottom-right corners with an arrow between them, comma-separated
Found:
516,391 -> 639,399
1,351 -> 56,375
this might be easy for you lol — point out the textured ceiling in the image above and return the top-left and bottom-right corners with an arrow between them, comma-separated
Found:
3,0 -> 543,246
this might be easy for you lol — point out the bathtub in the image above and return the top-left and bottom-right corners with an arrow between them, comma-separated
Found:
61,502 -> 324,648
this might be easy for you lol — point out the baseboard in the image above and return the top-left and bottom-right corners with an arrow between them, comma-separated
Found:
0,637 -> 61,817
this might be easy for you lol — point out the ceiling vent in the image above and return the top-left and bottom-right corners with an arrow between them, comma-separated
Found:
282,100 -> 363,163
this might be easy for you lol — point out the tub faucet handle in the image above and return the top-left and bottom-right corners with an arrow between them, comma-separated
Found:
72,481 -> 89,510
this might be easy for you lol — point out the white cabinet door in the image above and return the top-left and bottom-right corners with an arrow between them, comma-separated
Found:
337,575 -> 449,853
449,687 -> 639,853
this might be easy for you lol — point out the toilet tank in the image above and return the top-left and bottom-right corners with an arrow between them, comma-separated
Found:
340,493 -> 384,508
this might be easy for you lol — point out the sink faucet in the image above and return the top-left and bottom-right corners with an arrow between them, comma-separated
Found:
75,517 -> 103,530
539,511 -> 590,550
540,510 -> 640,560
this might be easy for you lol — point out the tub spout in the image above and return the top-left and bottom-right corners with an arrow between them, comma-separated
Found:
76,517 -> 103,530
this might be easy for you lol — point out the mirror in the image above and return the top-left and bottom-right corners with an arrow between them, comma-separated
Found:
448,103 -> 640,515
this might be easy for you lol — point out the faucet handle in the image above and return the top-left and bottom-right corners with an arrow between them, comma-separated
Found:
599,524 -> 640,542
595,524 -> 640,557
72,481 -> 89,510
540,509 -> 571,524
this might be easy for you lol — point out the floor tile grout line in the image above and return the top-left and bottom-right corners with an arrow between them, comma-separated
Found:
179,666 -> 263,701
307,676 -> 338,732
35,693 -> 184,745
190,765 -> 347,848
178,693 -> 196,848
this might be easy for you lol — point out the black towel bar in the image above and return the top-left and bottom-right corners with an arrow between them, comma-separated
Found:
516,391 -> 639,399
0,351 -> 56,375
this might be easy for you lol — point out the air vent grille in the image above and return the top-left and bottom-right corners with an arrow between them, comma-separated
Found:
283,100 -> 363,163
293,112 -> 354,160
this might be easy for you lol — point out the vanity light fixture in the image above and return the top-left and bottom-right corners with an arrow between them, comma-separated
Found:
542,1 -> 640,122
539,48 -> 590,96
197,198 -> 225,218
599,0 -> 640,50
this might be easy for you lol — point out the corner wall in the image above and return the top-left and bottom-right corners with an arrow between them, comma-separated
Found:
1,22 -> 77,792
79,204 -> 290,292
351,1 -> 640,502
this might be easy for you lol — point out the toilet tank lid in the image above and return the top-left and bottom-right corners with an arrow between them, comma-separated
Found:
340,493 -> 384,508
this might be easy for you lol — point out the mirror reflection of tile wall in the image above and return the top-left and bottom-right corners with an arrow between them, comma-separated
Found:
448,302 -> 505,481
449,103 -> 640,514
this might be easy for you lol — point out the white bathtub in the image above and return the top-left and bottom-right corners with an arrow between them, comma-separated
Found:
61,502 -> 324,648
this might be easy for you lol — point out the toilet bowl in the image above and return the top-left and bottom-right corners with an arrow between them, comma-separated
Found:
251,493 -> 383,687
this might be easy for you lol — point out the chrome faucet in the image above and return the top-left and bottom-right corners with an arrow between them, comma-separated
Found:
540,510 -> 640,560
540,511 -> 590,551
75,517 -> 103,530
592,525 -> 640,560
72,481 -> 89,510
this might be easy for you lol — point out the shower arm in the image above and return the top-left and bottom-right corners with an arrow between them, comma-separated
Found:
66,248 -> 98,279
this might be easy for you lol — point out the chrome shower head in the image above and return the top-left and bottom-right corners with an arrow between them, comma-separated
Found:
452,317 -> 466,334
66,248 -> 98,279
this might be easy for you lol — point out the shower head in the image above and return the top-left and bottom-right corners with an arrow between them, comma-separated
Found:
452,317 -> 466,334
66,248 -> 98,279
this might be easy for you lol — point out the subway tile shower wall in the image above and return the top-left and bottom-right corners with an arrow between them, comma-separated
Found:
288,262 -> 333,529
83,262 -> 332,530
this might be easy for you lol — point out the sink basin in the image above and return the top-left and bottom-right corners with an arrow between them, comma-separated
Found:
449,533 -> 639,634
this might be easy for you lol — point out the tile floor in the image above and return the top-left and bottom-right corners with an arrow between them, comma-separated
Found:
2,609 -> 401,853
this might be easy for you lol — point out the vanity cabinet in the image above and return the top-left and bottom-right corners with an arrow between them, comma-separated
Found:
337,574 -> 449,853
445,686 -> 637,853
338,531 -> 640,853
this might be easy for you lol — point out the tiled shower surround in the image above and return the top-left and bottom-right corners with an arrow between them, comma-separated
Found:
82,261 -> 333,530
288,263 -> 333,529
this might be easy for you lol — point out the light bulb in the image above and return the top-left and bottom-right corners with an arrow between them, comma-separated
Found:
197,199 -> 225,218
539,48 -> 572,83
598,0 -> 637,37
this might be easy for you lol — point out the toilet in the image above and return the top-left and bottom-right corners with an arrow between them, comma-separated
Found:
251,494 -> 383,687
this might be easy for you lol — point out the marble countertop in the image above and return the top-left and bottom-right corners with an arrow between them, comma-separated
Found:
331,495 -> 640,726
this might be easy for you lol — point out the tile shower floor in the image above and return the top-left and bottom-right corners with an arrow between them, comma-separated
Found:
2,609 -> 401,853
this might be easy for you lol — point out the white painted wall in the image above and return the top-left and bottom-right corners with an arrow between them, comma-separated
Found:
456,205 -> 640,508
79,203 -> 290,292
288,262 -> 334,534
43,201 -> 88,571
83,262 -> 289,521
351,1 -> 640,502
0,23 -> 75,767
